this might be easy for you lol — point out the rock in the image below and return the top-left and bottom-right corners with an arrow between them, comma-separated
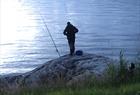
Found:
0,53 -> 116,90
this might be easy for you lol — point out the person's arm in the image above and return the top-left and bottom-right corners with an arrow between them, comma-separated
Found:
74,26 -> 78,33
63,26 -> 67,35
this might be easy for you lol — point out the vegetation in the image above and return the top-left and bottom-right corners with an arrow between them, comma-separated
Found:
2,83 -> 138,95
0,51 -> 140,95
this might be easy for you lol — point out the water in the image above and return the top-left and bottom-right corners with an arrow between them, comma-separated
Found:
0,0 -> 140,75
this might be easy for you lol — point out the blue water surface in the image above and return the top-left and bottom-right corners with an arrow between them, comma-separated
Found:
0,0 -> 140,75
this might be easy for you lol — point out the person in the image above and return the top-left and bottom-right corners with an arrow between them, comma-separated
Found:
63,22 -> 78,55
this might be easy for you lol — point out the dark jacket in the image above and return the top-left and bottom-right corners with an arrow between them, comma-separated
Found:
63,24 -> 78,40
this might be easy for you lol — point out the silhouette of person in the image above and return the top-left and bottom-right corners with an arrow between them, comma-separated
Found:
64,22 -> 78,55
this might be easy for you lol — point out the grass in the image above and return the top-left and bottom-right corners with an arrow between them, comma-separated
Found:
3,82 -> 139,95
0,50 -> 140,95
47,83 -> 140,95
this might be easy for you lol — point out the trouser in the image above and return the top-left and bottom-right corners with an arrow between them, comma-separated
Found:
68,38 -> 75,55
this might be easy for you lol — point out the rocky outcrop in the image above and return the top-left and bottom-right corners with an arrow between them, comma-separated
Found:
0,53 -> 116,90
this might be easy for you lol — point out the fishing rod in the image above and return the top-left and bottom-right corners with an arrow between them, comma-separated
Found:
20,2 -> 61,57
39,13 -> 61,57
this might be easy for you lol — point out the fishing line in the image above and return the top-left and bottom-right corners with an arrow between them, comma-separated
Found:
39,13 -> 61,57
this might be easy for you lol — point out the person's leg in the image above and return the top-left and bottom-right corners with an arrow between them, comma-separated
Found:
68,38 -> 75,56
68,40 -> 72,55
71,39 -> 75,55
70,38 -> 75,55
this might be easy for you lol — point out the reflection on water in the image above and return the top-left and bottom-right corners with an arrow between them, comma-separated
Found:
0,0 -> 40,74
0,0 -> 140,75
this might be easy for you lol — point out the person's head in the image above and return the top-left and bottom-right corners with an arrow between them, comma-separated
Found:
67,22 -> 71,25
